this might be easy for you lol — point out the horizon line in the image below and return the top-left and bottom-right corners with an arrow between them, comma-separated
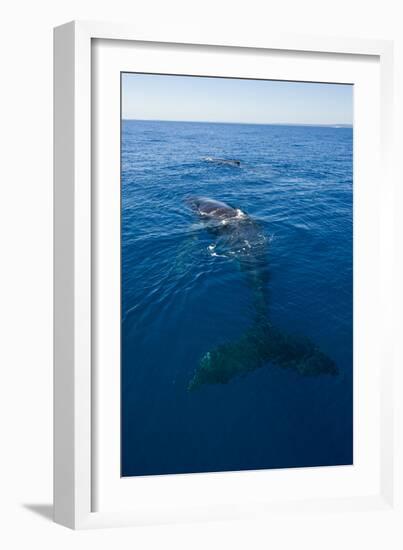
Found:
122,118 -> 353,128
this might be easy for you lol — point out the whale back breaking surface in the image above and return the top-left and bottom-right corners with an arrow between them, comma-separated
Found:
203,157 -> 241,166
186,196 -> 240,219
186,196 -> 337,390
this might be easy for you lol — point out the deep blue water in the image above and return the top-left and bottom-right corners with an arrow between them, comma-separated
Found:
121,120 -> 353,477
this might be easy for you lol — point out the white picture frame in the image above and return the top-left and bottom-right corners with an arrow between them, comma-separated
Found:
54,20 -> 399,530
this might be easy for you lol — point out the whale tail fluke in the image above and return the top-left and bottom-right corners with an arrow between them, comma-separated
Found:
188,321 -> 337,391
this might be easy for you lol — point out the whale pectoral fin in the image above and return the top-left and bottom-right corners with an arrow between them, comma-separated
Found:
188,323 -> 337,391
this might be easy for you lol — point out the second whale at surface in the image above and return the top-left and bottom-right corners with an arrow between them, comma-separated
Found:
203,157 -> 241,167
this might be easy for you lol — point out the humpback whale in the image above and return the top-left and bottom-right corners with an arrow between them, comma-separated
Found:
186,196 -> 337,390
204,157 -> 241,167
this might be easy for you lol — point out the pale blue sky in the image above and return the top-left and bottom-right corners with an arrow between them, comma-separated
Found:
122,73 -> 353,126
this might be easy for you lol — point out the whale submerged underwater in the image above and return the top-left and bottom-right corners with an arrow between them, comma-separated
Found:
186,196 -> 338,391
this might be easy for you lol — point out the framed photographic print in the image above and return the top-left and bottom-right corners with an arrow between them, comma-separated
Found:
119,74 -> 352,476
54,21 -> 399,530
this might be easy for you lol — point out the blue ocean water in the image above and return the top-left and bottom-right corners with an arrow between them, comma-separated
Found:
121,119 -> 353,477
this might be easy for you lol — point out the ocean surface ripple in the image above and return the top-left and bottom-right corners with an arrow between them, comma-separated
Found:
121,120 -> 353,477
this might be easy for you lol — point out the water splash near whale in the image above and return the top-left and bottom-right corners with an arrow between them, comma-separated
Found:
186,196 -> 337,390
